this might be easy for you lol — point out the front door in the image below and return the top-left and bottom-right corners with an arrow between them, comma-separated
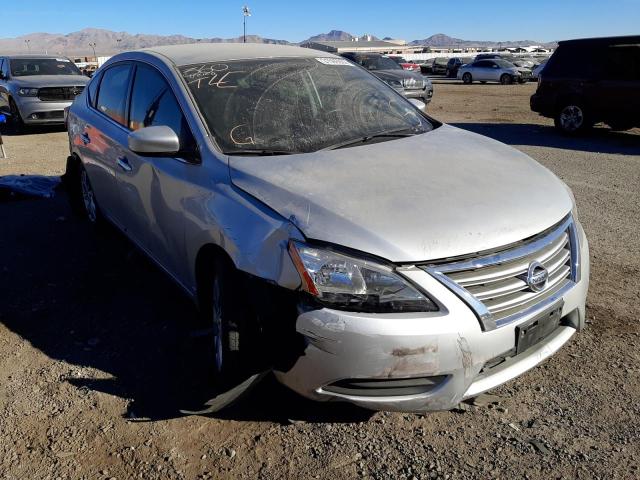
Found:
116,62 -> 198,279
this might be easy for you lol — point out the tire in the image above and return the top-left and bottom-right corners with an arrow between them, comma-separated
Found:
78,163 -> 102,224
462,73 -> 472,84
208,257 -> 259,385
500,74 -> 513,85
480,81 -> 487,84
554,102 -> 591,135
8,98 -> 24,134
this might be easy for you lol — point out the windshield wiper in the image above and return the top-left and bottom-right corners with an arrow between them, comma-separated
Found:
226,149 -> 304,156
321,127 -> 423,151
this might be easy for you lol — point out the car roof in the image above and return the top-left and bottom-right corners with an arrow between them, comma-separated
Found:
138,43 -> 333,66
4,54 -> 69,60
558,35 -> 640,46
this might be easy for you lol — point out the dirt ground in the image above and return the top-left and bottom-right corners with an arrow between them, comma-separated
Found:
1,82 -> 639,480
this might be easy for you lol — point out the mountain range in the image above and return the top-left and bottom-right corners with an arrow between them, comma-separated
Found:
0,28 -> 555,56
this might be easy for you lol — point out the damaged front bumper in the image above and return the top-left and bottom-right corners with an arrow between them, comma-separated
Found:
274,224 -> 589,412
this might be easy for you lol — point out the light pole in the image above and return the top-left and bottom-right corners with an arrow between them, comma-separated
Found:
24,39 -> 31,53
242,5 -> 251,43
116,38 -> 122,51
89,42 -> 97,61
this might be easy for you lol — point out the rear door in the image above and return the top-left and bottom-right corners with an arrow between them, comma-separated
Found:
82,62 -> 133,226
116,62 -> 199,279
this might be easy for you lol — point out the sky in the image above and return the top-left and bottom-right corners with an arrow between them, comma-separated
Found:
4,0 -> 640,42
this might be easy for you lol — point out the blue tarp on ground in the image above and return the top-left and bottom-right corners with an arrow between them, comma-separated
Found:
0,175 -> 61,198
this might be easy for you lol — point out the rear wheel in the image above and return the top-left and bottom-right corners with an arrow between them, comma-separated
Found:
554,103 -> 591,135
500,74 -> 513,85
462,73 -> 472,84
79,165 -> 100,223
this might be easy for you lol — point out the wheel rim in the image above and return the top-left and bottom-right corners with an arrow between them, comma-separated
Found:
463,74 -> 471,83
560,105 -> 584,131
212,277 -> 224,373
501,75 -> 511,85
80,170 -> 97,222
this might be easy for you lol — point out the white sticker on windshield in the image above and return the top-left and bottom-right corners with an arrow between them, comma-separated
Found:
56,58 -> 70,62
316,57 -> 354,66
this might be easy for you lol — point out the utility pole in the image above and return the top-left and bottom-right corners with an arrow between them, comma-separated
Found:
89,42 -> 97,63
24,39 -> 31,53
242,5 -> 251,43
116,38 -> 122,51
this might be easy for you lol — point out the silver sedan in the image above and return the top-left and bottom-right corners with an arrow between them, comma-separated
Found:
458,59 -> 532,84
65,43 -> 588,413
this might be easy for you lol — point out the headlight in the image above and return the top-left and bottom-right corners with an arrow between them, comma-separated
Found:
386,79 -> 403,89
18,87 -> 39,97
288,241 -> 438,313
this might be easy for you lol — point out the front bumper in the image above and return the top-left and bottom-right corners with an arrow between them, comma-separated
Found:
14,97 -> 72,125
275,222 -> 589,412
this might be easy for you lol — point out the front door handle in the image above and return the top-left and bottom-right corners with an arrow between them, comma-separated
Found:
80,132 -> 90,145
117,156 -> 132,172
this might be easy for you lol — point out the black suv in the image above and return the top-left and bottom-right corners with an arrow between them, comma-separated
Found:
531,36 -> 640,134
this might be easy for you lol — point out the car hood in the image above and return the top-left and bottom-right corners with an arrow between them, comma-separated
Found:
228,124 -> 573,263
10,75 -> 89,87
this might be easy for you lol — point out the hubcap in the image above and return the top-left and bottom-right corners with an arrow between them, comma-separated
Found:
80,170 -> 97,222
212,278 -> 224,372
560,105 -> 584,131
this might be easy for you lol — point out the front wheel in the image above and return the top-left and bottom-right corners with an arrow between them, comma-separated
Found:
462,73 -> 472,84
209,258 -> 259,385
500,74 -> 513,85
554,103 -> 591,135
8,98 -> 24,134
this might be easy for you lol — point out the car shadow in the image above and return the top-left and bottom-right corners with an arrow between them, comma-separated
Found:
0,193 -> 373,424
450,122 -> 640,155
0,123 -> 66,136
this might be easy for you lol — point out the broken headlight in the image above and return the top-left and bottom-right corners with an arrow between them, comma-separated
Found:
288,241 -> 438,313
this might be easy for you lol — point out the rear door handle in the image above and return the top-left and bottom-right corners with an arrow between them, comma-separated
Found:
80,132 -> 90,145
117,156 -> 132,172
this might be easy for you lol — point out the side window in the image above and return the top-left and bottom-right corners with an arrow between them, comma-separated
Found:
129,63 -> 195,152
86,71 -> 101,108
606,46 -> 640,81
96,64 -> 132,126
0,59 -> 4,78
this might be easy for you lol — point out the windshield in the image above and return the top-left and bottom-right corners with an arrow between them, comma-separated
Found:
9,58 -> 81,77
180,57 -> 433,154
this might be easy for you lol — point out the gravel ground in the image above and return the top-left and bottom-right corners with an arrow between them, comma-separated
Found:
0,82 -> 639,479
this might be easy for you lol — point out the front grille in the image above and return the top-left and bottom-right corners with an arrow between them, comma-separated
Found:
38,86 -> 84,102
424,216 -> 579,331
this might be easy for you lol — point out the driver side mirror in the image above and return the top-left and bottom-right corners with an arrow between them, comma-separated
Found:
128,125 -> 180,156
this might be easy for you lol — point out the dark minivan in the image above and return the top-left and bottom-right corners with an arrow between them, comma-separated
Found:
531,35 -> 640,134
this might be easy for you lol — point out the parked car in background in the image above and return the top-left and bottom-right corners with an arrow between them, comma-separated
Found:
431,57 -> 449,75
388,56 -> 421,72
531,58 -> 549,80
446,57 -> 474,78
0,55 -> 89,132
512,58 -> 535,70
458,59 -> 532,84
341,52 -> 433,104
474,53 -> 503,61
66,43 -> 588,413
531,35 -> 640,134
